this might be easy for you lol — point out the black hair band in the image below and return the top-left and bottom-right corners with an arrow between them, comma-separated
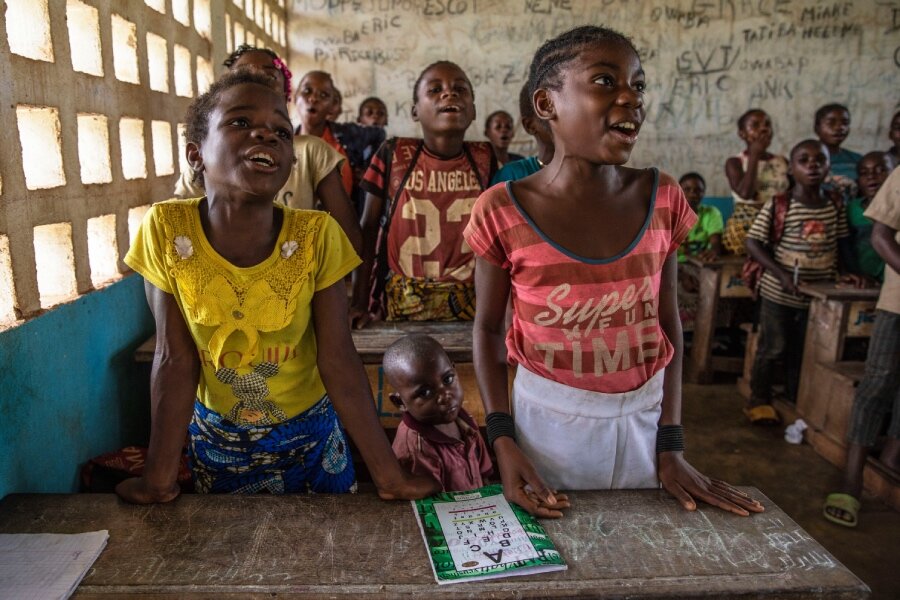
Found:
656,424 -> 685,454
486,412 -> 517,448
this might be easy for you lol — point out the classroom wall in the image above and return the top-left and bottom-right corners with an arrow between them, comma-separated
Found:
287,0 -> 900,196
0,275 -> 154,499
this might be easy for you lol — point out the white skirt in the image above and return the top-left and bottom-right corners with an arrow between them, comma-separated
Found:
511,366 -> 664,491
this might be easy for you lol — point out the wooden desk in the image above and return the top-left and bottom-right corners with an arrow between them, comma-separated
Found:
0,490 -> 868,599
684,256 -> 751,384
795,283 -> 878,430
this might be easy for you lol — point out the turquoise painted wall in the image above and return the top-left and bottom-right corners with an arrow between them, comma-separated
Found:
0,275 -> 154,499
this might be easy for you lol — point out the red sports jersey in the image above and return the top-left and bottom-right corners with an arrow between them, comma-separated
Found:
361,140 -> 494,283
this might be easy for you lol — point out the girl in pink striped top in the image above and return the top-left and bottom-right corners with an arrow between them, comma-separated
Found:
464,26 -> 764,519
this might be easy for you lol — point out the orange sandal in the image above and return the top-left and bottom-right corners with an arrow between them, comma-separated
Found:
743,404 -> 780,426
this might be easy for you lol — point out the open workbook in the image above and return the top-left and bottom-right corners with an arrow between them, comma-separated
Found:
412,484 -> 567,584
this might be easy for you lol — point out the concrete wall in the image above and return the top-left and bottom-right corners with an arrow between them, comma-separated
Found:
288,0 -> 900,197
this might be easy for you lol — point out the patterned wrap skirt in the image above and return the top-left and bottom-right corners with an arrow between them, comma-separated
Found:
722,202 -> 762,255
189,396 -> 356,494
385,273 -> 475,321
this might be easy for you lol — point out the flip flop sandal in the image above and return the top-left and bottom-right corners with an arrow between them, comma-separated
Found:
743,404 -> 780,426
823,493 -> 860,527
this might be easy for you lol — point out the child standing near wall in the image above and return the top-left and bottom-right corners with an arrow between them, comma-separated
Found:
295,71 -> 385,199
491,84 -> 555,185
846,151 -> 894,282
117,71 -> 436,502
744,139 -> 854,425
173,46 -> 361,252
484,110 -> 524,168
814,103 -> 863,201
723,109 -> 789,255
358,97 -> 389,128
384,334 -> 493,492
466,26 -> 762,518
824,166 -> 900,527
351,61 -> 496,327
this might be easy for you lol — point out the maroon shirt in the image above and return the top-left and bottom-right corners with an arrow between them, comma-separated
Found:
391,408 -> 493,492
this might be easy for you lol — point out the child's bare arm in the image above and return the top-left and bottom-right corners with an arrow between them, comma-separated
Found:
315,166 -> 362,254
350,191 -> 384,328
116,281 -> 200,504
313,280 -> 439,500
473,258 -> 569,518
746,238 -> 798,294
657,254 -> 765,516
872,222 -> 900,273
725,143 -> 765,200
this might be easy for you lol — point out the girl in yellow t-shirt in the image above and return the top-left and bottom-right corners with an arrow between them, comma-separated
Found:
118,70 -> 437,502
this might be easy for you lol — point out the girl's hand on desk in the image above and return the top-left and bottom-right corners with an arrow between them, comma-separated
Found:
494,438 -> 570,519
115,477 -> 180,505
375,470 -> 440,501
658,452 -> 764,516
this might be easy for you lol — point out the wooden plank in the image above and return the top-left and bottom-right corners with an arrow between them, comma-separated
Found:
0,491 -> 868,599
685,262 -> 720,384
797,283 -> 880,302
718,261 -> 752,299
352,321 -> 473,364
136,321 -> 475,366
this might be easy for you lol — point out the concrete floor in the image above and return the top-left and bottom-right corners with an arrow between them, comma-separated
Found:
682,382 -> 900,600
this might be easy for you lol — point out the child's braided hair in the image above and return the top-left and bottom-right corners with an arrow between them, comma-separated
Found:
223,44 -> 293,102
184,70 -> 282,185
526,25 -> 638,98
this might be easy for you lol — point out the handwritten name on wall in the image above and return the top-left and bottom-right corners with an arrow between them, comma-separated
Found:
290,0 -> 900,196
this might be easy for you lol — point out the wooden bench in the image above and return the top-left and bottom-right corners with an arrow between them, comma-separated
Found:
683,256 -> 751,384
0,490 -> 869,598
136,320 -> 487,428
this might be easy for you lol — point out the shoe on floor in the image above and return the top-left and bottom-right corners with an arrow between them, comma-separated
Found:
823,493 -> 860,527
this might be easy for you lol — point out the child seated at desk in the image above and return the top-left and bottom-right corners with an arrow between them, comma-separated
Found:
384,334 -> 493,492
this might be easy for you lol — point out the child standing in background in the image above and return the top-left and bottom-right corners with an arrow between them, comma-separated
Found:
484,110 -> 524,167
846,151 -> 894,282
491,83 -> 555,185
466,26 -> 762,518
744,139 -> 855,425
358,97 -> 389,128
385,334 -> 493,492
351,61 -> 496,327
295,71 -> 385,198
815,103 -> 863,201
678,172 -> 723,262
723,109 -> 789,255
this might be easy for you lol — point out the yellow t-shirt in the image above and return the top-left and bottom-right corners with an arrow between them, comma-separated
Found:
173,135 -> 344,210
125,199 -> 361,424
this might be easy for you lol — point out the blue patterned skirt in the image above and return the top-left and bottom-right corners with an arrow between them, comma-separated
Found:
188,396 -> 356,494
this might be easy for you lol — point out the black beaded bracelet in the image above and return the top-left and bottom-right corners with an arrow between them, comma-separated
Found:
486,412 -> 517,448
656,424 -> 685,454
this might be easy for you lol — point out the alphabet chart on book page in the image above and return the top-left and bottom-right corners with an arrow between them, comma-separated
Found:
414,485 -> 566,584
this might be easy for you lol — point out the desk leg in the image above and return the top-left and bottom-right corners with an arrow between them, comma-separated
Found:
797,299 -> 850,426
685,267 -> 721,384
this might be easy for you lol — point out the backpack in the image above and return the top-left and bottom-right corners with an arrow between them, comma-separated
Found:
741,194 -> 790,299
366,138 -> 493,315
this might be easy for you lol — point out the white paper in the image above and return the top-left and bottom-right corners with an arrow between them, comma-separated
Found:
0,531 -> 109,600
